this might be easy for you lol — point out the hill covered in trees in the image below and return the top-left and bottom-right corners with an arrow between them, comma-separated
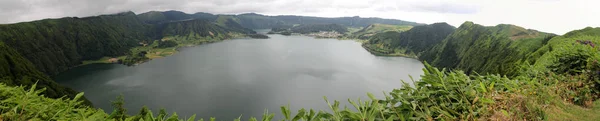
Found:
0,12 -> 150,76
0,41 -> 92,106
363,22 -> 456,57
420,22 -> 555,76
137,10 -> 422,29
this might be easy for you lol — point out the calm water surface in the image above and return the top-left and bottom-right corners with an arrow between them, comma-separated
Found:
54,34 -> 424,119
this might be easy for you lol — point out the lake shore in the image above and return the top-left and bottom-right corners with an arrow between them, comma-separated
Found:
78,34 -> 250,66
361,44 -> 418,59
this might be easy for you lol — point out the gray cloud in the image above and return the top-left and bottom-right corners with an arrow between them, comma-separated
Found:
0,0 -> 481,24
411,2 -> 480,14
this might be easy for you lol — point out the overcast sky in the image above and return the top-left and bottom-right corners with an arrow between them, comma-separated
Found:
0,0 -> 597,34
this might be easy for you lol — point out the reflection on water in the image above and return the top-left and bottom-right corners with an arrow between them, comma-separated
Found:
53,34 -> 425,119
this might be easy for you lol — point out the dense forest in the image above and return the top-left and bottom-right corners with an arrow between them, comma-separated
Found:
0,12 -> 149,76
420,22 -> 556,76
1,10 -> 600,120
0,41 -> 92,106
364,23 -> 456,57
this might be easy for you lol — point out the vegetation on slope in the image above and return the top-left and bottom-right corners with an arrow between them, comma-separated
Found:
137,11 -> 422,30
0,41 -> 92,106
420,21 -> 556,76
0,11 -> 150,76
363,23 -> 456,57
349,24 -> 413,40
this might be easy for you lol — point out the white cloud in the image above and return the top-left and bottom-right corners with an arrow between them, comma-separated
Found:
0,0 -> 597,34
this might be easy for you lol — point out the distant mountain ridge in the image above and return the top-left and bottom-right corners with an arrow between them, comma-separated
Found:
136,10 -> 424,29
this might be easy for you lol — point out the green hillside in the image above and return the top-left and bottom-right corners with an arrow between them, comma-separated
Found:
137,11 -> 422,29
0,12 -> 150,76
349,24 -> 413,39
363,23 -> 456,57
421,22 -> 555,76
0,41 -> 92,106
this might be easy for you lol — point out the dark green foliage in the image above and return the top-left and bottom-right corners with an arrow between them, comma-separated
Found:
159,19 -> 233,40
109,94 -> 128,121
0,41 -> 92,106
420,21 -> 555,76
121,51 -> 149,66
157,40 -> 178,48
222,18 -> 257,34
365,22 -> 456,56
235,13 -> 291,29
137,10 -> 193,24
290,24 -> 348,34
192,12 -> 219,21
549,50 -> 592,74
0,11 -> 150,75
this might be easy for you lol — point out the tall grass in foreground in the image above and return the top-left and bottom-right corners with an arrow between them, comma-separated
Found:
1,61 -> 598,120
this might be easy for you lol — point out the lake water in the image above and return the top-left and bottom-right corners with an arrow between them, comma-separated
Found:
53,34 -> 424,119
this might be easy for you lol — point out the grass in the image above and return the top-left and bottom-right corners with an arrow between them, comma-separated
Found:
351,24 -> 412,38
546,100 -> 600,121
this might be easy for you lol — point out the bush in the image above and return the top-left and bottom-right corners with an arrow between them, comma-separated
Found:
157,40 -> 178,48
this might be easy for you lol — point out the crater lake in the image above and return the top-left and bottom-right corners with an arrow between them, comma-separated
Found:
53,34 -> 425,119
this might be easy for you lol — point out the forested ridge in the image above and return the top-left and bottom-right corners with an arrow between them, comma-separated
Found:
0,12 -> 150,76
419,22 -> 556,76
363,23 -> 455,57
136,10 -> 422,29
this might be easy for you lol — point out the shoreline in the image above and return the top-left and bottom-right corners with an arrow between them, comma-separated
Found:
361,43 -> 418,59
78,34 -> 418,68
77,35 -> 247,67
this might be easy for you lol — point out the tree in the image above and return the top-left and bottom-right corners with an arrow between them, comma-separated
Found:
109,94 -> 128,121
